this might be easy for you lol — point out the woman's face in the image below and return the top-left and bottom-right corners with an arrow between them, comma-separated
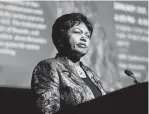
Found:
66,22 -> 91,57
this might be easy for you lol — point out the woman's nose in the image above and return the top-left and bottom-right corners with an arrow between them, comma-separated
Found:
80,34 -> 87,42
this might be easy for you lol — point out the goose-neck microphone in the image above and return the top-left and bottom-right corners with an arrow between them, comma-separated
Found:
124,69 -> 140,84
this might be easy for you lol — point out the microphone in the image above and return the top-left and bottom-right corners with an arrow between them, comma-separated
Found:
124,69 -> 140,84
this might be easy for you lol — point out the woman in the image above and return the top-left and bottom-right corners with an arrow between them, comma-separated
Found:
31,13 -> 106,114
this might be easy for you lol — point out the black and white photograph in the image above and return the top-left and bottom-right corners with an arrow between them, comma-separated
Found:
0,1 -> 148,114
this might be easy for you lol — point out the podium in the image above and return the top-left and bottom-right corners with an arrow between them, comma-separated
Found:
56,82 -> 148,114
0,82 -> 148,114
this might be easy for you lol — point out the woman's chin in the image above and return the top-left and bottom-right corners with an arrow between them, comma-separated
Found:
74,50 -> 87,58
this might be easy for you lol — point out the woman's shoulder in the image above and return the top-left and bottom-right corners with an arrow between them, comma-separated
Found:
35,57 -> 60,68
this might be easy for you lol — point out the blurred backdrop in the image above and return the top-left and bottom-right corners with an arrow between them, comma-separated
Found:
0,1 -> 148,92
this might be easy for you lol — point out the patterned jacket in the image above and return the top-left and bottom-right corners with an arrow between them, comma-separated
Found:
31,54 -> 106,114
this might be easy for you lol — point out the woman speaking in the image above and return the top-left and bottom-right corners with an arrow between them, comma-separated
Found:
31,13 -> 106,114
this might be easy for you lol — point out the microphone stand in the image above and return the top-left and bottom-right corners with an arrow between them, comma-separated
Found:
133,79 -> 140,84
131,75 -> 140,84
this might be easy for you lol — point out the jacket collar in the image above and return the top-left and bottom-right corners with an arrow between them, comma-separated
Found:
55,53 -> 82,66
55,53 -> 86,85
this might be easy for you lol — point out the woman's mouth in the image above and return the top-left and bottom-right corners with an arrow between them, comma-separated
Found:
77,44 -> 86,48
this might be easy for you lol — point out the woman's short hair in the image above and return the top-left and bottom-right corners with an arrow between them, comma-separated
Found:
52,13 -> 93,52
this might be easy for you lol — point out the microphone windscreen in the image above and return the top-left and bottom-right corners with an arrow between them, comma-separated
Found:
124,69 -> 133,76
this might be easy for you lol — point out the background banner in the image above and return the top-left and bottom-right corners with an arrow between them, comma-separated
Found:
0,1 -> 148,92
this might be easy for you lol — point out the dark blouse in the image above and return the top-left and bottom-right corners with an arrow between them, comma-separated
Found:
81,76 -> 102,98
